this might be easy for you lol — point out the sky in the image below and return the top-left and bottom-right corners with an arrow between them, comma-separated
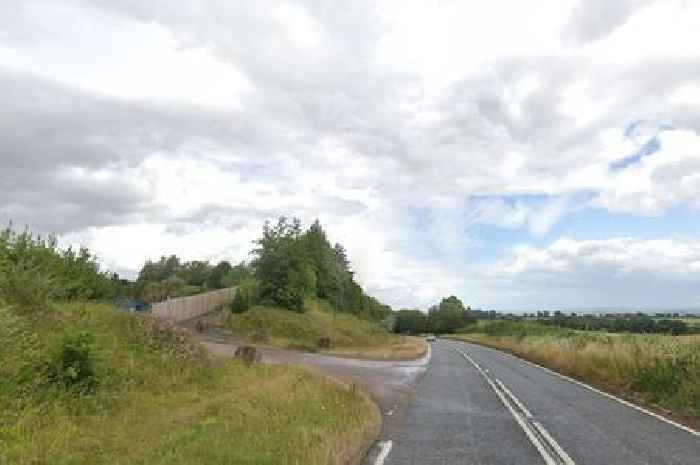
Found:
1,0 -> 700,311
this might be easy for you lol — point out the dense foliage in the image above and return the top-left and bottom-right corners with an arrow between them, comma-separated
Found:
394,295 -> 474,334
463,309 -> 698,335
539,312 -> 694,335
0,226 -> 121,309
251,217 -> 392,319
135,255 -> 252,302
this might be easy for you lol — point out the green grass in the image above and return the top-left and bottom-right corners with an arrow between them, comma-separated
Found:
461,320 -> 574,337
449,322 -> 700,425
0,303 -> 379,465
229,299 -> 425,359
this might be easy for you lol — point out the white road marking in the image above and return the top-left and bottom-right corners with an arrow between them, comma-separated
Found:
466,342 -> 700,437
531,421 -> 576,465
454,347 -> 576,465
374,440 -> 393,465
370,342 -> 430,465
424,342 -> 433,364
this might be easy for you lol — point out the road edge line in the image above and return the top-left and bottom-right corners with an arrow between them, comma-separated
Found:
374,440 -> 393,465
454,347 -> 561,465
459,340 -> 700,437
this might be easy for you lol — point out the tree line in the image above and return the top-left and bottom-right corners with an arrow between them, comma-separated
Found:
0,218 -> 394,322
134,255 -> 251,302
539,313 -> 694,335
393,296 -> 474,334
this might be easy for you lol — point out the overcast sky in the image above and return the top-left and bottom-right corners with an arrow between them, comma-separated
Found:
2,0 -> 700,311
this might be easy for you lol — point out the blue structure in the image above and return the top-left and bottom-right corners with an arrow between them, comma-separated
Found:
114,297 -> 151,313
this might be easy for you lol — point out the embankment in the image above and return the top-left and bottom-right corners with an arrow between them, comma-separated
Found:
0,302 -> 380,465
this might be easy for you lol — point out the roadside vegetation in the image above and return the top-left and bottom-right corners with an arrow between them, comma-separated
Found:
392,295 -> 475,335
0,304 -> 378,465
535,312 -> 698,335
0,225 -> 122,307
0,225 -> 381,464
450,320 -> 700,425
134,255 -> 252,302
223,217 -> 426,359
243,217 -> 392,320
230,298 -> 425,359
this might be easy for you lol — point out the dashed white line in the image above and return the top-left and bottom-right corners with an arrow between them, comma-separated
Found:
374,440 -> 393,465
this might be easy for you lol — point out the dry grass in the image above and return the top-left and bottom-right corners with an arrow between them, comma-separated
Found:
325,336 -> 426,361
449,330 -> 700,426
229,299 -> 426,360
0,303 -> 380,465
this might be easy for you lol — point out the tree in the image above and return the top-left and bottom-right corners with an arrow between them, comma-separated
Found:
428,296 -> 473,333
206,260 -> 232,289
394,309 -> 428,334
222,261 -> 252,287
178,260 -> 211,287
252,217 -> 316,311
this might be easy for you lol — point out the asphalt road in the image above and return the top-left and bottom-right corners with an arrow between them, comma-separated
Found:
365,340 -> 700,465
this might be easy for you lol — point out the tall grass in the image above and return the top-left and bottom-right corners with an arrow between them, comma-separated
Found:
0,303 -> 379,465
451,322 -> 700,423
229,298 -> 425,359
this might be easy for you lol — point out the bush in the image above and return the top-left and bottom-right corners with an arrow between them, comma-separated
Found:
0,226 -> 120,305
50,330 -> 98,393
231,282 -> 258,313
0,257 -> 57,313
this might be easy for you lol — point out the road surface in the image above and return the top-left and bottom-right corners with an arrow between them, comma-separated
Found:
181,311 -> 431,413
364,339 -> 700,465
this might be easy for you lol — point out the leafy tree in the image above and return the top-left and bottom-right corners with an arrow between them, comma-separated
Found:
394,309 -> 429,334
250,217 -> 392,318
230,281 -> 259,313
177,260 -> 211,287
222,261 -> 253,287
428,296 -> 469,333
252,217 -> 316,312
205,260 -> 232,289
0,225 -> 121,311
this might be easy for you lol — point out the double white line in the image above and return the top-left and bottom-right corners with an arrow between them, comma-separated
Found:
453,347 -> 576,465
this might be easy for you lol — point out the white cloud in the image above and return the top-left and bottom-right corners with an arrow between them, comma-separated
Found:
473,237 -> 700,309
0,2 -> 252,108
467,196 -> 572,237
2,0 -> 700,309
594,129 -> 700,215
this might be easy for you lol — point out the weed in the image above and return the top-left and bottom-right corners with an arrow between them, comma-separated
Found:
49,330 -> 98,393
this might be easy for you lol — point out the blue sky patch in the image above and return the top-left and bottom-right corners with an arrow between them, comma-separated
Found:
610,135 -> 661,171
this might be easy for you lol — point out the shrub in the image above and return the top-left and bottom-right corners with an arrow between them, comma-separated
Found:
231,282 -> 258,313
0,226 -> 120,306
50,330 -> 98,392
0,257 -> 57,313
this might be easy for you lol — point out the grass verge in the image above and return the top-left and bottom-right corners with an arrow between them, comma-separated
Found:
448,327 -> 700,428
0,303 -> 380,465
228,299 -> 425,360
